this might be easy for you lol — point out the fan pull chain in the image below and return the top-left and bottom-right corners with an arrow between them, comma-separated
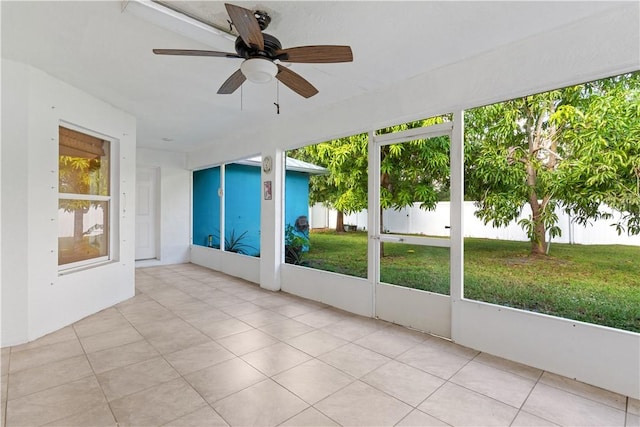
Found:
274,81 -> 280,115
240,84 -> 243,111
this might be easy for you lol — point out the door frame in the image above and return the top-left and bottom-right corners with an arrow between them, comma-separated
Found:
135,166 -> 160,261
367,112 -> 464,337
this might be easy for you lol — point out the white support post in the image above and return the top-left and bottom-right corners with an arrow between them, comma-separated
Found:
260,150 -> 284,291
368,131 -> 380,316
450,111 -> 465,302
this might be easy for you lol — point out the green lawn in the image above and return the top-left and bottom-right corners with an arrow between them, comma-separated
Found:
302,230 -> 640,332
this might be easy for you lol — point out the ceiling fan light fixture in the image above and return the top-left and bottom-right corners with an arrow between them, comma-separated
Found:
240,58 -> 278,83
153,3 -> 352,98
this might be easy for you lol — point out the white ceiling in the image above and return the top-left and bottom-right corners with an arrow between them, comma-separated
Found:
1,1 -> 624,153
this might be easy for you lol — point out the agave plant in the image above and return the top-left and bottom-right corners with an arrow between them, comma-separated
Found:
224,229 -> 258,255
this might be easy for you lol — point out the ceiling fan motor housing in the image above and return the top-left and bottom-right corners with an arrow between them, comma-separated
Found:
253,10 -> 271,30
235,33 -> 282,59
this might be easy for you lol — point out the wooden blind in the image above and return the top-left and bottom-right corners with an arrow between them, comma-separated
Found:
59,126 -> 106,158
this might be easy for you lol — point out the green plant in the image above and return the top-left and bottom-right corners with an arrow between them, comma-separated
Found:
285,224 -> 309,265
210,229 -> 257,255
225,229 -> 258,255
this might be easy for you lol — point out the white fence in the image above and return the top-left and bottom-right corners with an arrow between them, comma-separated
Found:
309,202 -> 640,246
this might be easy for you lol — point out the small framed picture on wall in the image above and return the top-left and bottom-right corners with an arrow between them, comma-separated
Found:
264,180 -> 272,200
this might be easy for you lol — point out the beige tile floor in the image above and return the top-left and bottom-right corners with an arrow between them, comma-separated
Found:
1,263 -> 638,426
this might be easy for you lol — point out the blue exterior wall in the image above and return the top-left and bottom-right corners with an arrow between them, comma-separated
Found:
285,171 -> 310,230
224,164 -> 261,256
192,164 -> 310,257
192,167 -> 220,247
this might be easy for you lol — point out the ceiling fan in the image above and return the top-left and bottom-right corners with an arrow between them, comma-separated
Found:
153,3 -> 353,98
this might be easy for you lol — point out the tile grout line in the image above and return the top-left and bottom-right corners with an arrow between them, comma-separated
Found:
305,373 -> 357,426
470,351 -> 544,383
73,322 -> 120,425
116,272 -> 232,425
218,284 -> 359,427
353,358 -> 452,427
180,278 -> 308,420
468,351 -> 629,419
537,373 -> 630,414
462,351 -> 545,426
2,348 -> 11,427
624,396 -> 628,427
138,268 -> 298,425
510,368 -> 559,427
38,324 -> 118,427
108,293 -> 197,423
404,347 -> 475,423
150,266 -> 510,421
315,335 -> 454,425
141,270 -> 416,422
153,269 -> 292,426
393,406 -> 452,427
3,339 -> 96,400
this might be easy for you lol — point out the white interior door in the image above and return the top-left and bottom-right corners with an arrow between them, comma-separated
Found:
135,167 -> 158,260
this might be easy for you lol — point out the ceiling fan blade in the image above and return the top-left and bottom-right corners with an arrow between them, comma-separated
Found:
276,64 -> 318,98
217,69 -> 246,94
276,45 -> 353,63
153,49 -> 241,59
225,3 -> 264,50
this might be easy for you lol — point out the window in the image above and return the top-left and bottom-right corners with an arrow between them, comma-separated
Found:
193,166 -> 221,248
462,72 -> 640,332
192,158 -> 261,257
58,126 -> 111,268
223,162 -> 261,256
286,134 -> 368,275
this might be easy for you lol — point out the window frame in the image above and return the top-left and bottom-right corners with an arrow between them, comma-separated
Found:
58,123 -> 117,272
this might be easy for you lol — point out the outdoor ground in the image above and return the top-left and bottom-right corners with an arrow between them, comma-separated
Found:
302,230 -> 640,332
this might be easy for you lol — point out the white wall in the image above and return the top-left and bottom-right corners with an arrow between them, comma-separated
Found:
1,60 -> 136,346
136,148 -> 190,266
453,300 -> 640,401
191,245 -> 260,285
281,264 -> 372,317
317,202 -> 640,246
376,284 -> 451,339
1,59 -> 30,345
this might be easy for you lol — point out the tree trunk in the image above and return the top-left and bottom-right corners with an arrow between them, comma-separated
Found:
335,211 -> 345,232
74,208 -> 84,243
531,212 -> 547,255
527,193 -> 548,256
522,100 -> 560,256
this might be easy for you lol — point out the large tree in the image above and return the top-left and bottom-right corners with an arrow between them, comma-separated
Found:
289,133 -> 368,231
377,118 -> 451,217
465,72 -> 640,255
289,117 -> 451,236
59,156 -> 104,242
